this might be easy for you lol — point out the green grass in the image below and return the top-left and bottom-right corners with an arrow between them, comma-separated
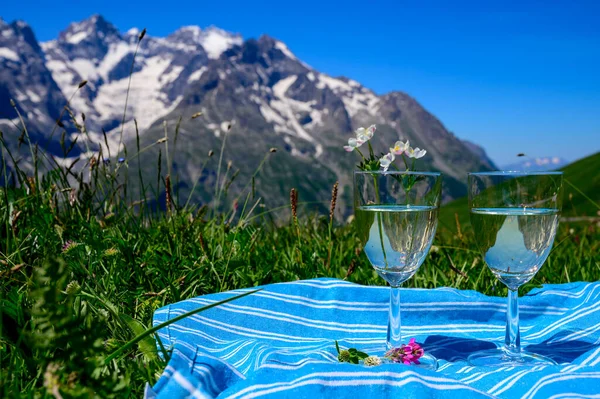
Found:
0,59 -> 598,396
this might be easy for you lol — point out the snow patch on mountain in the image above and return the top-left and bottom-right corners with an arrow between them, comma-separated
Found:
272,75 -> 297,97
274,41 -> 296,60
188,67 -> 207,83
66,31 -> 90,45
265,74 -> 324,157
201,28 -> 242,59
95,56 -> 183,130
97,42 -> 134,78
0,48 -> 19,61
70,59 -> 99,81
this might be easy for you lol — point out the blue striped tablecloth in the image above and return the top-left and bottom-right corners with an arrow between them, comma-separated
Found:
145,279 -> 600,398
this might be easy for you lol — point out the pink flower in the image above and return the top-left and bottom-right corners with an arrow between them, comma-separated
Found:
61,240 -> 79,253
384,338 -> 425,365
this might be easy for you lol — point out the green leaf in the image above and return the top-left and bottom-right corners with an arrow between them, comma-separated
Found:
356,351 -> 369,359
335,340 -> 340,354
120,314 -> 157,362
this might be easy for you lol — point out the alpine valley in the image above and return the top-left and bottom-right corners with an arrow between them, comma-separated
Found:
0,15 -> 496,216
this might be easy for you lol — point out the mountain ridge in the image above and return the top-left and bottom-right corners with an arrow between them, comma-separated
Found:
0,14 -> 496,213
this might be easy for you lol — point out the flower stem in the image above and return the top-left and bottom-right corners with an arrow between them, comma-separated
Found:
355,148 -> 367,162
401,155 -> 409,171
368,141 -> 375,159
505,288 -> 521,358
372,175 -> 388,268
387,286 -> 402,349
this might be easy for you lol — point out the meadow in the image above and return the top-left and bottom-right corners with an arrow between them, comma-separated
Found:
0,97 -> 598,398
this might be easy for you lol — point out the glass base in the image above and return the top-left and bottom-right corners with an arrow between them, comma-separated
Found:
361,345 -> 438,371
468,348 -> 557,367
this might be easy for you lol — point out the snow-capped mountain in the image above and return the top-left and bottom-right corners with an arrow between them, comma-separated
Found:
0,15 -> 496,212
0,17 -> 67,155
40,15 -> 242,139
502,156 -> 568,172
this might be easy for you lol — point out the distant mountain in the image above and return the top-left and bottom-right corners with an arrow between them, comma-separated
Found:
0,15 -> 496,214
0,17 -> 68,158
502,156 -> 569,172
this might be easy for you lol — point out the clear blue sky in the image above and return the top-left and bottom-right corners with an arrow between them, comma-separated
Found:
2,0 -> 599,165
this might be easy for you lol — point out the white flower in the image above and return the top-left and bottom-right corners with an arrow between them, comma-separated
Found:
363,356 -> 382,367
343,137 -> 359,152
356,124 -> 376,142
379,152 -> 395,172
406,146 -> 427,159
343,125 -> 376,152
391,140 -> 409,155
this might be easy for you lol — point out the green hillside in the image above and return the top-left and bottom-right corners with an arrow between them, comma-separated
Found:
438,151 -> 600,232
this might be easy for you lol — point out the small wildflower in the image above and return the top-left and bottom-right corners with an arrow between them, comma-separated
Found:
363,356 -> 382,367
338,350 -> 351,363
406,147 -> 427,159
103,247 -> 119,257
379,152 -> 395,172
392,140 -> 410,155
208,150 -> 214,157
65,281 -> 81,295
62,240 -> 79,253
269,147 -> 277,153
103,157 -> 111,165
343,125 -> 376,152
118,157 -> 125,163
43,363 -> 61,396
385,338 -> 424,365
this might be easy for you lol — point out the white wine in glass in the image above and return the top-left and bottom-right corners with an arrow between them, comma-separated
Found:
467,171 -> 563,367
354,170 -> 442,370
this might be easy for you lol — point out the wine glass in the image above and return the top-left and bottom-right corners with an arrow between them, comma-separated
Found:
467,171 -> 563,366
354,170 -> 442,370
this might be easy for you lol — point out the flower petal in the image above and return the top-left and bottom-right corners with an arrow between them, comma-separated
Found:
379,152 -> 395,171
354,127 -> 366,138
366,124 -> 376,138
413,148 -> 427,159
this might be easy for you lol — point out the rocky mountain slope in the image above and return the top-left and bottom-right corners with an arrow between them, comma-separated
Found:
0,15 -> 496,215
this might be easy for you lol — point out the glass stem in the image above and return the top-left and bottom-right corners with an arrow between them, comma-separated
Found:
387,286 -> 402,349
504,288 -> 521,357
